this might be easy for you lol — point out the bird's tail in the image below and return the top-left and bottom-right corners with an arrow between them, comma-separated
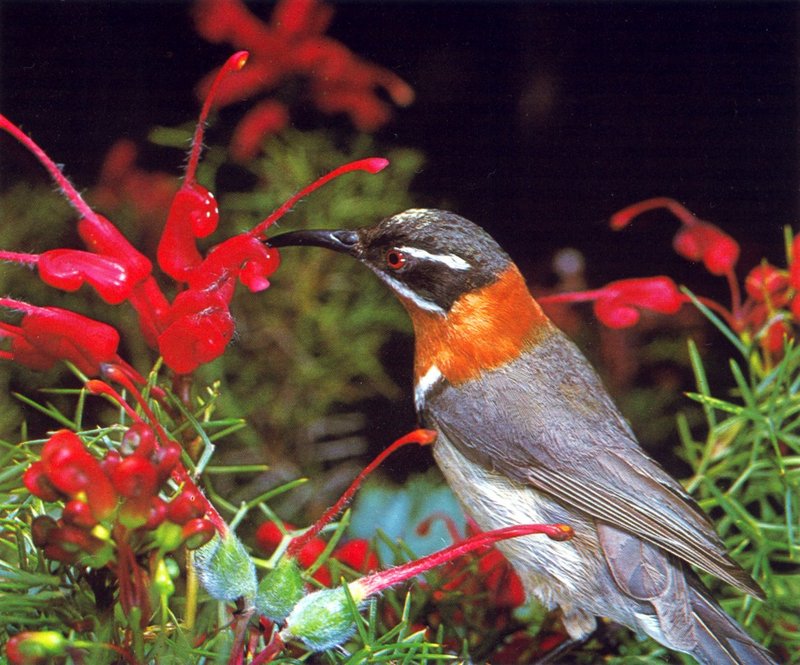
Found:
688,586 -> 776,665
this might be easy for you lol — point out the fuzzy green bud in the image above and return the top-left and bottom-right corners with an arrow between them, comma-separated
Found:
282,585 -> 365,651
254,557 -> 305,621
194,531 -> 257,601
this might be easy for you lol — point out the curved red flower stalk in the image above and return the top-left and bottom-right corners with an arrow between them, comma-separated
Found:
250,157 -> 389,238
350,523 -> 573,599
611,197 -> 742,318
186,50 -> 249,182
287,428 -> 436,557
0,115 -> 100,224
158,51 -> 249,281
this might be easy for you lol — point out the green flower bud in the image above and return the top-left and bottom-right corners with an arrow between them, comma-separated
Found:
154,521 -> 184,553
282,586 -> 365,652
254,557 -> 305,621
194,532 -> 256,601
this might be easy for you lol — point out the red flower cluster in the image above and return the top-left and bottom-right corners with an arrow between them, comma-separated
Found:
192,0 -> 414,161
24,427 -> 215,566
0,52 -> 388,377
256,521 -> 378,587
542,197 -> 800,360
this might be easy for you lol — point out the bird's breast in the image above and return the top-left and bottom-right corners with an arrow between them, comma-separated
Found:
405,264 -> 553,387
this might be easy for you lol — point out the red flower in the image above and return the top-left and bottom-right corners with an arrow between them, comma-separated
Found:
540,276 -> 687,329
0,298 -> 121,376
611,197 -> 740,277
192,0 -> 414,161
745,263 -> 789,305
1,56 -> 387,376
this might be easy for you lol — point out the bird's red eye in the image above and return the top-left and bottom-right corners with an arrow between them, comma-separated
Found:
385,249 -> 407,270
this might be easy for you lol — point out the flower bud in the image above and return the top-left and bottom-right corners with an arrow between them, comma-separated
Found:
255,557 -> 306,622
167,488 -> 206,524
282,586 -> 362,652
181,518 -> 216,550
22,462 -> 62,502
30,516 -> 58,547
62,499 -> 97,529
6,631 -> 67,664
194,532 -> 257,601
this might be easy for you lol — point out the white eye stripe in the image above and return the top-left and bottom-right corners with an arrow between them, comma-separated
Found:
396,246 -> 471,271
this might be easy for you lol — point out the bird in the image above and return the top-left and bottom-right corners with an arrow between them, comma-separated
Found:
268,208 -> 775,664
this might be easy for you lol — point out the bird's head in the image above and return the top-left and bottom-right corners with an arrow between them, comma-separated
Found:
270,208 -> 549,386
269,209 -> 513,316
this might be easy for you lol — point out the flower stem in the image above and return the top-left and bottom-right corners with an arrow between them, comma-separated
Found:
287,429 -> 436,557
352,522 -> 573,599
250,158 -> 389,238
185,51 -> 249,184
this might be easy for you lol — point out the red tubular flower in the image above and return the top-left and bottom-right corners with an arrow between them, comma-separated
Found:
188,234 -> 281,293
539,276 -> 687,329
157,290 -> 235,374
611,197 -> 740,277
157,51 -> 248,281
40,430 -> 118,521
0,298 -> 121,375
745,263 -> 789,305
37,250 -> 133,304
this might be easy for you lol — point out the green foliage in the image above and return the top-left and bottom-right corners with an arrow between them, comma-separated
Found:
679,334 -> 800,661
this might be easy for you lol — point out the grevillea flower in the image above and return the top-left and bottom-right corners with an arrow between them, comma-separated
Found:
611,197 -> 741,277
540,276 -> 687,329
192,0 -> 414,161
1,51 -> 389,376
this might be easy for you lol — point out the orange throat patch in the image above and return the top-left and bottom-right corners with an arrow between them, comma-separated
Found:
403,264 -> 552,386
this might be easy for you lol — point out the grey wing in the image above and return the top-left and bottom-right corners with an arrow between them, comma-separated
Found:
426,328 -> 763,599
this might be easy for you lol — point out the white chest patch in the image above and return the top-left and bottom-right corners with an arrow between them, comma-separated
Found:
415,364 -> 443,411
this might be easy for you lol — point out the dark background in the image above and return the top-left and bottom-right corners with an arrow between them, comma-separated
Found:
1,1 -> 798,284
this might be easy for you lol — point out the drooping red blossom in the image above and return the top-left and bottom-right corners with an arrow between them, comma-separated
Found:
192,0 -> 414,161
1,55 -> 388,377
611,197 -> 743,323
157,51 -> 248,281
540,276 -> 687,329
0,298 -> 121,375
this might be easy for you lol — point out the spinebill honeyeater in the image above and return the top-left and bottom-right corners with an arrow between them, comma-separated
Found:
269,208 -> 775,664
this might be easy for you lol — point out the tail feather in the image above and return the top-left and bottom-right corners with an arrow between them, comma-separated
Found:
688,586 -> 776,665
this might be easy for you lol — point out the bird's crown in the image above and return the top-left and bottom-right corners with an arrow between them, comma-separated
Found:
353,209 -> 512,313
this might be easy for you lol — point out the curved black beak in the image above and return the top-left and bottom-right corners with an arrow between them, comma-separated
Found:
267,229 -> 360,256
